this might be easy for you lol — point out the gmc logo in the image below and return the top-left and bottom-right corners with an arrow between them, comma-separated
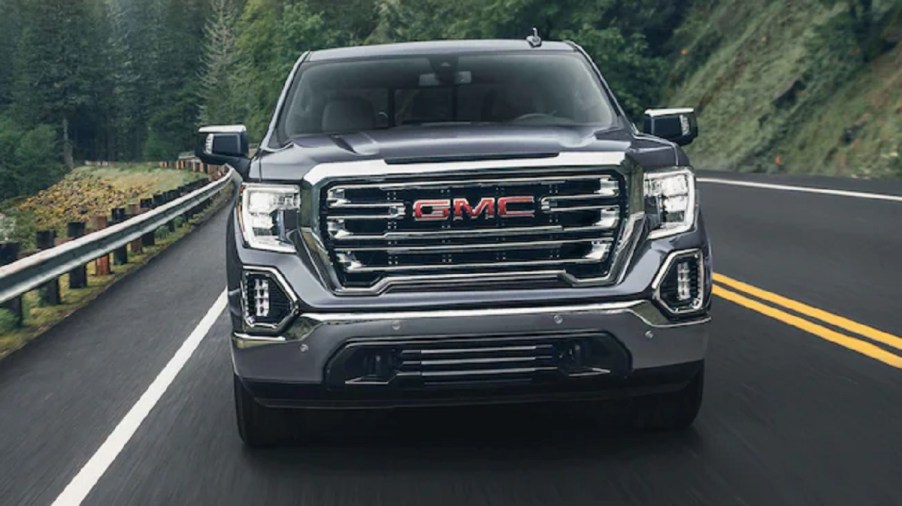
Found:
413,196 -> 535,221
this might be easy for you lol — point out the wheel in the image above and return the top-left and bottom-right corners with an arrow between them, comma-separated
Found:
629,362 -> 704,431
234,374 -> 286,447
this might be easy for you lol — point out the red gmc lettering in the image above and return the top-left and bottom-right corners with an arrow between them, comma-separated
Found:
413,199 -> 450,220
453,197 -> 495,220
497,196 -> 535,218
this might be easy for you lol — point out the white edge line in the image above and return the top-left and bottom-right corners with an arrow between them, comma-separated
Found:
51,290 -> 228,506
698,178 -> 902,203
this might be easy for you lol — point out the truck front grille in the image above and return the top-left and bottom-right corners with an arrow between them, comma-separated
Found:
317,169 -> 628,291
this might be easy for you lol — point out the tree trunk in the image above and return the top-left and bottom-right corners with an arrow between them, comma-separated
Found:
62,116 -> 74,170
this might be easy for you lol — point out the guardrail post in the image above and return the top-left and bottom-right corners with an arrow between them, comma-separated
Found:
67,222 -> 88,289
127,203 -> 144,254
92,215 -> 112,276
111,208 -> 128,265
35,231 -> 61,305
0,242 -> 23,326
182,185 -> 194,221
164,191 -> 177,232
139,198 -> 155,247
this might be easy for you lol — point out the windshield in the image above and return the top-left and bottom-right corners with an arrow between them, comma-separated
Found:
276,51 -> 619,142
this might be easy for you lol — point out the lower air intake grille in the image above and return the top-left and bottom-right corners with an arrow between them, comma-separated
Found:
325,334 -> 631,389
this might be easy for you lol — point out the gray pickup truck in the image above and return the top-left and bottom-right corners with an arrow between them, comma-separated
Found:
197,36 -> 711,446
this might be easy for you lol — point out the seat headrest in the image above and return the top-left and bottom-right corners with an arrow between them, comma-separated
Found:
321,97 -> 375,133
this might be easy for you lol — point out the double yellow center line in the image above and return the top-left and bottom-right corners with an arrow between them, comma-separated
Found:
713,273 -> 902,368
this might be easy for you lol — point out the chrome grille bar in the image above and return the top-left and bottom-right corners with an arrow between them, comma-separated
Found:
328,223 -> 619,241
339,256 -> 608,273
338,238 -> 608,254
416,356 -> 546,366
328,201 -> 405,209
397,367 -> 558,378
328,174 -> 618,191
542,203 -> 619,214
409,345 -> 542,355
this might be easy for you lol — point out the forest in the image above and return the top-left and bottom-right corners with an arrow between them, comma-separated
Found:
1,0 -> 900,201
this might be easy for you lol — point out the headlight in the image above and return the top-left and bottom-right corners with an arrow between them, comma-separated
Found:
644,168 -> 696,239
237,183 -> 300,252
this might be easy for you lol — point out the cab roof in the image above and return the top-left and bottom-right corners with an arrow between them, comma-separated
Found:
307,39 -> 577,62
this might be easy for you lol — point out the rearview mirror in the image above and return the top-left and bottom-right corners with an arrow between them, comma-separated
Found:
418,70 -> 472,86
195,125 -> 250,178
642,108 -> 698,146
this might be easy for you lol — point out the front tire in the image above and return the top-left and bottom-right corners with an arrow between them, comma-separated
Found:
630,362 -> 704,431
234,374 -> 286,447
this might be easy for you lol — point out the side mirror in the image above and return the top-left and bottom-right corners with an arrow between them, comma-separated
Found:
195,125 -> 250,178
642,108 -> 698,146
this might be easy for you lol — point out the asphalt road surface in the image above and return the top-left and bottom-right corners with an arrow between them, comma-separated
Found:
1,171 -> 900,506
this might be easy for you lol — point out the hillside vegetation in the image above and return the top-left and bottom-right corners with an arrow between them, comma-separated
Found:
0,164 -> 203,248
668,0 -> 902,178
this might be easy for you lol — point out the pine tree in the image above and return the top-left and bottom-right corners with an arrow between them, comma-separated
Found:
0,0 -> 22,110
11,0 -> 105,169
198,0 -> 244,126
143,0 -> 207,159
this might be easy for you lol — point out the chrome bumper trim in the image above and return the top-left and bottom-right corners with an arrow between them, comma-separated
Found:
233,299 -> 710,348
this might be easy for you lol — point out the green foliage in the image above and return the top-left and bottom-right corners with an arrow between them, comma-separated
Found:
10,0 -> 105,169
142,0 -> 207,159
0,0 -> 21,108
669,0 -> 902,178
0,114 -> 66,201
818,0 -> 902,61
0,208 -> 37,249
0,309 -> 18,334
11,0 -> 99,127
232,0 -> 289,138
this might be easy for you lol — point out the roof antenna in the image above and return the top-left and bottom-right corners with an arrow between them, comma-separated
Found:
526,27 -> 542,48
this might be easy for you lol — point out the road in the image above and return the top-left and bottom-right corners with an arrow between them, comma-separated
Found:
0,171 -> 900,506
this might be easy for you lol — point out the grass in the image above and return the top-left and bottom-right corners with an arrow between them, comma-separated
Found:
0,188 -> 231,360
667,0 -> 902,178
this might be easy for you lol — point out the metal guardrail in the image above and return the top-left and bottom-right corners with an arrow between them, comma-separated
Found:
0,168 -> 235,305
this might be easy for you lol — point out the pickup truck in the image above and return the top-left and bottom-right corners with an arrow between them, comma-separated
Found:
197,36 -> 711,446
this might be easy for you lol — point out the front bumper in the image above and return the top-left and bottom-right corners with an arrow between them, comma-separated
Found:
232,299 -> 708,408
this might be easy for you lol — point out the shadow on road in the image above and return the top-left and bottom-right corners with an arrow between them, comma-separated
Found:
240,403 -> 705,472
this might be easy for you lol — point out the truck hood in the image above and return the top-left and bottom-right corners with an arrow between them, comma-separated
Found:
254,125 -> 680,181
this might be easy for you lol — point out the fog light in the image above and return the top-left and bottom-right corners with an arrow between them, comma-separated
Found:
654,250 -> 705,315
241,268 -> 298,332
253,278 -> 270,317
677,262 -> 691,301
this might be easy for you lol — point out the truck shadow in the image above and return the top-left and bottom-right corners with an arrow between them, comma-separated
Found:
240,402 -> 705,473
